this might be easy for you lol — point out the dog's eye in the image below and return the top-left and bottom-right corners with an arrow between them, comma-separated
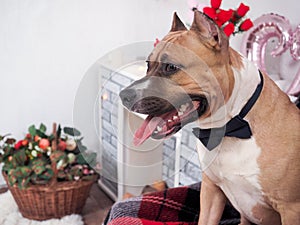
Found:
163,63 -> 179,75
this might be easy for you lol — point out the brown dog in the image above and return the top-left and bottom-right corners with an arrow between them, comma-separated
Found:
119,11 -> 300,225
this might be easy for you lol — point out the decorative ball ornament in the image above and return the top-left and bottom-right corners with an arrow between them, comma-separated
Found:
290,25 -> 300,61
241,13 -> 300,96
241,13 -> 292,73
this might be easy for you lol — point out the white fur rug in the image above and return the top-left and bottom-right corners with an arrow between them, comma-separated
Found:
0,191 -> 84,225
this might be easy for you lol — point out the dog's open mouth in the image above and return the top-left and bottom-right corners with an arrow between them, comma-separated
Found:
133,95 -> 207,146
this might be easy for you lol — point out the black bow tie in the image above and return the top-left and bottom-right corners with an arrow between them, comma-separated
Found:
193,71 -> 264,151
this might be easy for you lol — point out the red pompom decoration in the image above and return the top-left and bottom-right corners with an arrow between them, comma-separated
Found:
236,3 -> 250,17
223,23 -> 235,36
239,18 -> 253,31
211,0 -> 222,9
217,9 -> 233,25
203,7 -> 217,20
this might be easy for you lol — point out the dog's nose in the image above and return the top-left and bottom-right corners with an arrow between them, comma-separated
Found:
119,88 -> 137,109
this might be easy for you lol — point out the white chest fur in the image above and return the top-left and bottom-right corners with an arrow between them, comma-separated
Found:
194,57 -> 270,223
197,136 -> 265,224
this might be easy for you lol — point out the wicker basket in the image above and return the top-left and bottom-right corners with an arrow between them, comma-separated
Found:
2,123 -> 99,220
3,171 -> 97,221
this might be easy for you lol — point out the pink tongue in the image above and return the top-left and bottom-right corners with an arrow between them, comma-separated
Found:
133,101 -> 200,146
133,116 -> 163,146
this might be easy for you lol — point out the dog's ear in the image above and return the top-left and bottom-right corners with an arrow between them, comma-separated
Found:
191,10 -> 227,50
170,12 -> 187,32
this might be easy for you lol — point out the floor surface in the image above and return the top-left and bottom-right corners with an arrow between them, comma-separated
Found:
0,184 -> 115,225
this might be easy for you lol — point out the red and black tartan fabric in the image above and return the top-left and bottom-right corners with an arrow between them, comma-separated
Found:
104,183 -> 241,225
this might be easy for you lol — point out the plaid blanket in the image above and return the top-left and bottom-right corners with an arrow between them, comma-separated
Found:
104,183 -> 241,225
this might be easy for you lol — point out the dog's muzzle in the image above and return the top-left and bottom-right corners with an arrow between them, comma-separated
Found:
119,77 -> 176,115
119,76 -> 208,146
120,87 -> 173,116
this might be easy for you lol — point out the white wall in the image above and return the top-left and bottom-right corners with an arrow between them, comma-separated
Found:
0,0 -> 187,143
0,0 -> 298,184
0,0 -> 183,185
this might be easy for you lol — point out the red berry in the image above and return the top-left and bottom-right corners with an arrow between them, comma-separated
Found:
34,135 -> 40,142
14,140 -> 23,150
58,140 -> 67,151
83,168 -> 90,175
39,138 -> 50,150
22,139 -> 28,146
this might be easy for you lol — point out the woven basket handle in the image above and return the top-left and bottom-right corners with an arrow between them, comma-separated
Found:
49,122 -> 58,187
